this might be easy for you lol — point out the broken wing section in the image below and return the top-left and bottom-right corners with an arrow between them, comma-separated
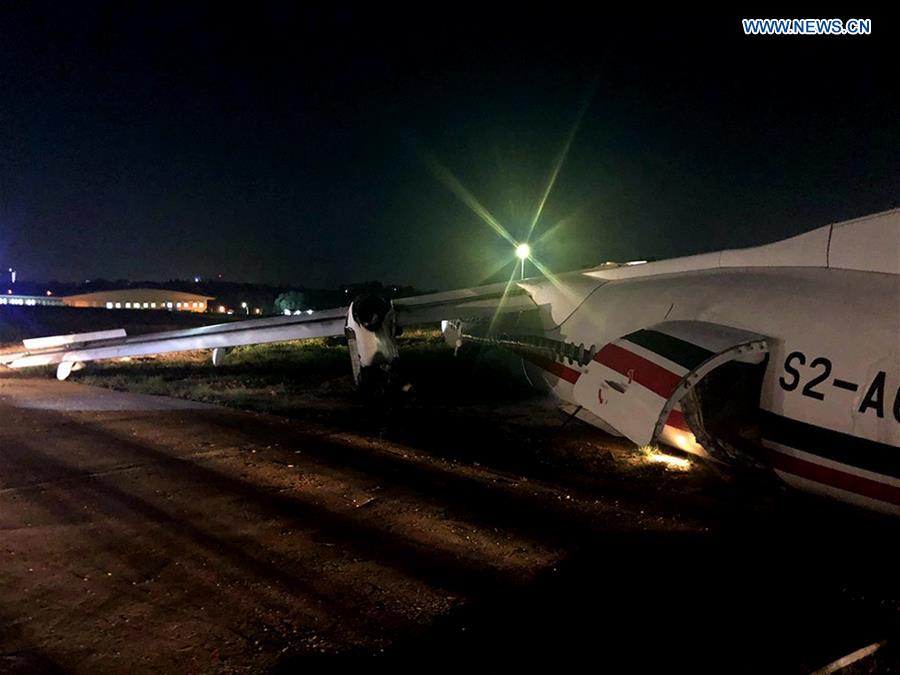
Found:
572,321 -> 769,447
1,310 -> 348,376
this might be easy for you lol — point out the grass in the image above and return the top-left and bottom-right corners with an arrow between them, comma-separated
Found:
1,306 -> 538,419
38,329 -> 539,420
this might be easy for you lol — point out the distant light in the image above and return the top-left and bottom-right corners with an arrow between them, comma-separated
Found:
193,276 -> 201,283
218,305 -> 226,313
46,290 -> 52,296
515,243 -> 531,260
7,289 -> 11,295
240,302 -> 247,308
306,309 -> 313,315
625,260 -> 648,266
284,309 -> 292,316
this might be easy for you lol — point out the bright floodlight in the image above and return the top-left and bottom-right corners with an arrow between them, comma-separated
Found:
515,243 -> 531,260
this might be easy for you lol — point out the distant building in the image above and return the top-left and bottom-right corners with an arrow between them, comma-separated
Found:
1,288 -> 215,312
61,288 -> 214,312
0,293 -> 63,307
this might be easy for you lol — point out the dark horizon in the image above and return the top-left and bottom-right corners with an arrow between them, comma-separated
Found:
1,7 -> 897,289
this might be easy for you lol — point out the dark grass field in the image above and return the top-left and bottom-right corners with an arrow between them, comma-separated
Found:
0,305 -> 539,429
0,306 -> 530,413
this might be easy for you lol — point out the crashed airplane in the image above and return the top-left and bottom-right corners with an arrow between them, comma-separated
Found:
2,209 -> 898,515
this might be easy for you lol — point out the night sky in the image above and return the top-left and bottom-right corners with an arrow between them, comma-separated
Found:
1,6 -> 897,289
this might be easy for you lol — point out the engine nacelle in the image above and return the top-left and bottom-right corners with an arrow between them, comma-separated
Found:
345,293 -> 407,397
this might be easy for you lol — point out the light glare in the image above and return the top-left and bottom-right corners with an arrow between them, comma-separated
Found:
647,452 -> 691,470
638,445 -> 693,471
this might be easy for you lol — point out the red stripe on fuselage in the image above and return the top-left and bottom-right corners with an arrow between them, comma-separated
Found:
594,343 -> 682,398
768,448 -> 900,506
518,351 -> 581,384
665,409 -> 690,432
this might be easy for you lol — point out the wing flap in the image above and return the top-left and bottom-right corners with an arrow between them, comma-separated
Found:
23,328 -> 128,350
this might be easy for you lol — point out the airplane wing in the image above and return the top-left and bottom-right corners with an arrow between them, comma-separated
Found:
393,280 -> 536,324
0,280 -> 538,380
0,309 -> 348,376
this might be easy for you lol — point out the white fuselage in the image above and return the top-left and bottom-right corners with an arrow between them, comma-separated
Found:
518,265 -> 899,515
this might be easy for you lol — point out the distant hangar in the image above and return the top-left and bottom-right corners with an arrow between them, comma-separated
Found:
1,288 -> 214,312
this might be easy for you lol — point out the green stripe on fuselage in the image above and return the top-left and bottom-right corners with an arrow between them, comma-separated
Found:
622,329 -> 714,371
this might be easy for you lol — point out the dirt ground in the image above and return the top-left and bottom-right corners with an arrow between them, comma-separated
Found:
1,339 -> 898,672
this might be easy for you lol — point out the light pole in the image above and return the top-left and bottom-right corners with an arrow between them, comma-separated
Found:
515,243 -> 530,279
241,301 -> 248,315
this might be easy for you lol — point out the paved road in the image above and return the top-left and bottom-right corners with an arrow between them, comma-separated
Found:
0,374 -> 896,672
0,377 -> 217,412
0,375 -> 590,672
